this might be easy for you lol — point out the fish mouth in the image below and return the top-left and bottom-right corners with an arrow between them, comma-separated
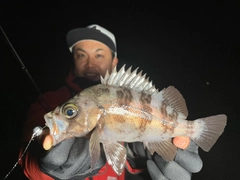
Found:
44,113 -> 59,145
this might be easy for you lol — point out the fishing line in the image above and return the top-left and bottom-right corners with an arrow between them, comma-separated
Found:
3,126 -> 46,180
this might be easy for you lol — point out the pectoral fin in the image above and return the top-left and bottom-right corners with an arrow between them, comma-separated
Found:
102,141 -> 127,176
89,128 -> 101,170
144,139 -> 177,161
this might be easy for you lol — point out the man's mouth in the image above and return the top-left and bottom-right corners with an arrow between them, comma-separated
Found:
85,73 -> 100,81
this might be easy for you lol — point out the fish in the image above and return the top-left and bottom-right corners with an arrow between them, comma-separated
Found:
44,64 -> 227,175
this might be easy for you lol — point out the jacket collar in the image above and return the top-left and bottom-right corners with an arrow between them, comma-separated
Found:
65,69 -> 101,93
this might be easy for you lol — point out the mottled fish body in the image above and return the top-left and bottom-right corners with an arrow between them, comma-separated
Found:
44,65 -> 227,175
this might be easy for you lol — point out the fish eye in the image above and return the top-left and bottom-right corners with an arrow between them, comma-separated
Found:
61,103 -> 78,119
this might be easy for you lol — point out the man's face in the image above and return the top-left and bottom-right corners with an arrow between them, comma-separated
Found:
73,40 -> 118,81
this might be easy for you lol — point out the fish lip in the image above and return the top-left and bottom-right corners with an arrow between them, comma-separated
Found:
44,114 -> 52,130
44,114 -> 52,131
44,114 -> 58,145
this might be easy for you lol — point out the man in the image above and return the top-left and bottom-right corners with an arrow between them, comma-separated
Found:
19,24 -> 202,180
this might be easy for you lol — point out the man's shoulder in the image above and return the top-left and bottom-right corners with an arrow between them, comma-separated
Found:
47,86 -> 71,95
41,86 -> 73,107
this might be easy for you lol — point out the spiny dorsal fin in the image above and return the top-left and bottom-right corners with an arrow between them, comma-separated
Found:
101,64 -> 157,94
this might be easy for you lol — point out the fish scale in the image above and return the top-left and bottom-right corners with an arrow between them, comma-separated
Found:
44,64 -> 227,176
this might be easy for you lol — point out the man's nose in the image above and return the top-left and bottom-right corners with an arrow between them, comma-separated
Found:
86,57 -> 95,67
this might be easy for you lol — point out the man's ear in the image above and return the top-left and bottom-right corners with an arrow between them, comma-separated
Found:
112,57 -> 118,69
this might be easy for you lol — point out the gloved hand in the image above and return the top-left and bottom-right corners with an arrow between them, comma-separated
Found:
147,139 -> 202,180
40,136 -> 106,180
127,138 -> 202,180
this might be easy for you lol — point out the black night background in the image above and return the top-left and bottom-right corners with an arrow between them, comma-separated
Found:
0,1 -> 239,179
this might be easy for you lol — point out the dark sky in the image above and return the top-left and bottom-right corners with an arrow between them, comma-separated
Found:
0,1 -> 239,179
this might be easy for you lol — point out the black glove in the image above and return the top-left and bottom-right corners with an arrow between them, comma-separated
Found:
127,140 -> 202,180
40,137 -> 106,180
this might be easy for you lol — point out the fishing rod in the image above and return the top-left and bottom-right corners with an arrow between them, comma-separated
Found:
1,25 -> 49,179
1,25 -> 52,110
0,25 -> 42,96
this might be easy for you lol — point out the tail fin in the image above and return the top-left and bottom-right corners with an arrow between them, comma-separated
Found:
191,114 -> 227,152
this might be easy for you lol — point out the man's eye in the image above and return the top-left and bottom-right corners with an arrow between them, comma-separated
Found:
96,54 -> 103,58
77,54 -> 85,58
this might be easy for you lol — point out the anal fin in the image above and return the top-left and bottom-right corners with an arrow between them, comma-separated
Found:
102,141 -> 127,176
144,139 -> 177,161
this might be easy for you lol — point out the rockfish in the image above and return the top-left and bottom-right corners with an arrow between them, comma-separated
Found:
44,65 -> 227,175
